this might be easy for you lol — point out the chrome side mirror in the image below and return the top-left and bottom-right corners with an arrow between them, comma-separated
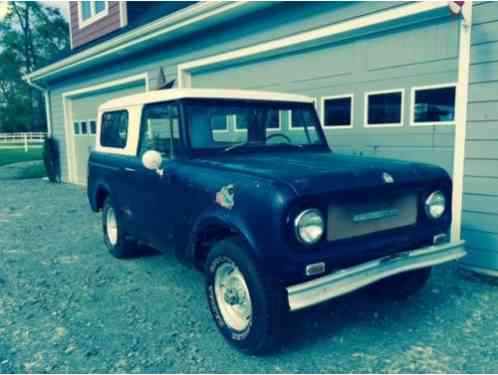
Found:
142,150 -> 164,176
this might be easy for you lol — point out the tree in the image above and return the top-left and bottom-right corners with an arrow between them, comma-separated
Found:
0,2 -> 69,132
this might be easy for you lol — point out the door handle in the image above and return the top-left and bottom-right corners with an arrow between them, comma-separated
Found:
123,167 -> 136,173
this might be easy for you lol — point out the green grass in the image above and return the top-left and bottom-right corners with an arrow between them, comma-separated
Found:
0,147 -> 43,167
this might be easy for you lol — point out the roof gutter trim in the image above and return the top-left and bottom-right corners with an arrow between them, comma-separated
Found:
27,1 -> 262,82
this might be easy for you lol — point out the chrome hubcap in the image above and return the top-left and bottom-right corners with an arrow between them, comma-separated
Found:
214,262 -> 252,332
106,207 -> 118,246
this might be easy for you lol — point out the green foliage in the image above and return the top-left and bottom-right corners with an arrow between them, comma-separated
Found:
0,2 -> 69,132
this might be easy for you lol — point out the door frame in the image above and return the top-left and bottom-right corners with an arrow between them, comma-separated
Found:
62,72 -> 149,184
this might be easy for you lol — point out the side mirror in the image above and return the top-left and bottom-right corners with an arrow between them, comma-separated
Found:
142,150 -> 164,176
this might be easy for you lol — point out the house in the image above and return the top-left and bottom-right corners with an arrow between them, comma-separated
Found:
26,1 -> 498,276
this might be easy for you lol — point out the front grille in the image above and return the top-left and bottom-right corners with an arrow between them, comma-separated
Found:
327,193 -> 418,241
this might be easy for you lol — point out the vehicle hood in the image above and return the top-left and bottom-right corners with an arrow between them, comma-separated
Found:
194,151 -> 450,196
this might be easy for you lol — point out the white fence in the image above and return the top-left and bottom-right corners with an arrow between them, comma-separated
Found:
0,132 -> 47,151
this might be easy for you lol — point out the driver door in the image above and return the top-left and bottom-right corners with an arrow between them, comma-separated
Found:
132,102 -> 181,250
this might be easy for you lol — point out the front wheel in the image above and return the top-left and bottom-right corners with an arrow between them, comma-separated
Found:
205,237 -> 287,354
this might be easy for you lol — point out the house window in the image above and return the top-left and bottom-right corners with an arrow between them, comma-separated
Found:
365,90 -> 404,127
79,1 -> 108,28
100,110 -> 129,149
322,95 -> 353,128
411,84 -> 456,125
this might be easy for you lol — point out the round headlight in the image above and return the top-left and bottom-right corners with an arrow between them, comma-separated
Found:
425,191 -> 446,219
294,209 -> 324,245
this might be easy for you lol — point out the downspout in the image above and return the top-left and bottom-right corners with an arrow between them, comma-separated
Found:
25,77 -> 53,137
451,2 -> 473,242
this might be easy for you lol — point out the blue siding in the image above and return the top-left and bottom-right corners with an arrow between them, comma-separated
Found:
461,1 -> 498,271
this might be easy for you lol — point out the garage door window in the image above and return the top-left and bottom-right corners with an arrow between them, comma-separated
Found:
73,122 -> 80,135
322,95 -> 353,128
80,121 -> 88,135
100,110 -> 129,149
411,85 -> 456,125
365,90 -> 403,127
90,121 -> 97,134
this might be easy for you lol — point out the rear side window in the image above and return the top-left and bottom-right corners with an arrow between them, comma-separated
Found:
100,110 -> 129,148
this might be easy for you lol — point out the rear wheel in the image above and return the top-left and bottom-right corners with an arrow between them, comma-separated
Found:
205,237 -> 287,354
102,197 -> 138,258
367,267 -> 432,299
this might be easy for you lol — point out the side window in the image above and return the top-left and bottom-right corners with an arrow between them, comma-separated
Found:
139,103 -> 180,158
100,110 -> 129,149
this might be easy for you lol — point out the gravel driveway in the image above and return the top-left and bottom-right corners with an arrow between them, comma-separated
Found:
0,179 -> 497,373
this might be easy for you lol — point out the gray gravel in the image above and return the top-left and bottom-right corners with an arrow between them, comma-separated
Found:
0,179 -> 497,373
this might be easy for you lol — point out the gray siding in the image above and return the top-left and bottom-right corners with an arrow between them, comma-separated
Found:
461,1 -> 498,271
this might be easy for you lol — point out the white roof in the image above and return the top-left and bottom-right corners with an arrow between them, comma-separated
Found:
99,88 -> 314,110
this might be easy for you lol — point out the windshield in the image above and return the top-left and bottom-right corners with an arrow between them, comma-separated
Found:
183,99 -> 326,153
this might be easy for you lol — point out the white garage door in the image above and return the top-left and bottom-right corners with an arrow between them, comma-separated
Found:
190,17 -> 459,174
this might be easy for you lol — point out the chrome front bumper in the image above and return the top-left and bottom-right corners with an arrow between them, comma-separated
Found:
287,241 -> 466,311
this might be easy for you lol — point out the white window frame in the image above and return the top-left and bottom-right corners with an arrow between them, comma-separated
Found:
410,83 -> 457,127
78,1 -> 109,29
320,94 -> 354,129
364,89 -> 404,128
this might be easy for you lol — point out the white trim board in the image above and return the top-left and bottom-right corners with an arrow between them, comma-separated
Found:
62,72 -> 149,184
451,2 -> 473,242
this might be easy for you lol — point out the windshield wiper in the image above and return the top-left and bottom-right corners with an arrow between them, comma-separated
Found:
222,141 -> 253,153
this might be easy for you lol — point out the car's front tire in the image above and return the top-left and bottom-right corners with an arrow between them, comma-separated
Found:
102,197 -> 138,258
205,237 -> 287,355
367,267 -> 432,299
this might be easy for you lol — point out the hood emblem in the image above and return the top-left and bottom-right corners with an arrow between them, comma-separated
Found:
382,172 -> 394,184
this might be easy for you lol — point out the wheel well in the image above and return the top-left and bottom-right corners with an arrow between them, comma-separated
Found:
95,187 -> 109,211
193,223 -> 235,269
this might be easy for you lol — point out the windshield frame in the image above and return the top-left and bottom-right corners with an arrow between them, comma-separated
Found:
180,98 -> 330,158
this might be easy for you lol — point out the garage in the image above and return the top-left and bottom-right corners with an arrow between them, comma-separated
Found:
189,16 -> 459,174
64,77 -> 147,184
